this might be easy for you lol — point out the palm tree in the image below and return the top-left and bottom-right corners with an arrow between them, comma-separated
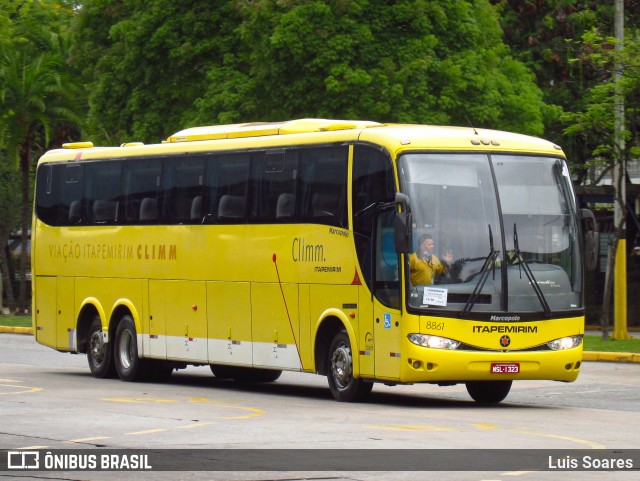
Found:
0,46 -> 83,311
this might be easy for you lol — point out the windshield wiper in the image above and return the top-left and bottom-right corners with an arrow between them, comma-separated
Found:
461,225 -> 499,316
512,223 -> 552,318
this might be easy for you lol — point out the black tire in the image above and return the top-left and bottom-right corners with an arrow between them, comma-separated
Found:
210,364 -> 235,379
114,315 -> 149,382
210,365 -> 282,383
465,380 -> 512,403
87,315 -> 116,378
327,330 -> 372,402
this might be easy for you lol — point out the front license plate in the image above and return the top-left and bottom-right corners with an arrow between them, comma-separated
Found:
491,363 -> 520,374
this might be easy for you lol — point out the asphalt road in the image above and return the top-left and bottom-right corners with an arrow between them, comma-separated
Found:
1,333 -> 639,481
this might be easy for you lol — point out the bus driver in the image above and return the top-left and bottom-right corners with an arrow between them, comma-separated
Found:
409,233 -> 453,285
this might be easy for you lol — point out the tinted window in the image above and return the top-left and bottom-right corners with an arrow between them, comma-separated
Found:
165,156 -> 206,224
35,164 -> 60,225
207,153 -> 250,223
251,150 -> 298,223
35,144 -> 349,228
352,145 -> 396,289
85,161 -> 123,224
352,145 -> 395,236
298,146 -> 348,228
124,159 -> 162,223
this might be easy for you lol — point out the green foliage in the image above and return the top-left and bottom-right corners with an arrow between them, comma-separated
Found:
73,0 -> 545,143
560,27 -> 640,183
197,0 -> 544,134
0,0 -> 85,310
492,0 -> 640,185
0,159 -> 20,234
0,0 -> 83,160
72,0 -> 241,143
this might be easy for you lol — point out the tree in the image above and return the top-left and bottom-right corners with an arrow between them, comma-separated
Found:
73,0 -> 545,142
490,0 -> 640,184
195,0 -> 545,134
0,0 -> 84,310
0,161 -> 20,311
561,24 -> 640,336
561,28 -> 640,182
72,0 -> 240,143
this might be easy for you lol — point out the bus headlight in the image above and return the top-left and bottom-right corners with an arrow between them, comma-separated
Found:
408,333 -> 460,350
547,335 -> 582,351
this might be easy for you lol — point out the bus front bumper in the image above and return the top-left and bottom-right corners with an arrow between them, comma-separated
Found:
399,344 -> 583,384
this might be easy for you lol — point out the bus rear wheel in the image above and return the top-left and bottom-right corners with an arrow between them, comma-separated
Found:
114,315 -> 149,382
465,380 -> 512,403
87,315 -> 116,378
327,330 -> 372,402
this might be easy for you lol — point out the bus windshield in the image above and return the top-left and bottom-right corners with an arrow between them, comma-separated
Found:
399,153 -> 582,315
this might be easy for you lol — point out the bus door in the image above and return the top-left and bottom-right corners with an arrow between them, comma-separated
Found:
372,209 -> 402,381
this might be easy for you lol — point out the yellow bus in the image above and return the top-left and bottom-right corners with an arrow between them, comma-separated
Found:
32,119 -> 598,403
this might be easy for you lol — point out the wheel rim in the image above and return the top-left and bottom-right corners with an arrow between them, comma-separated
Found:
118,329 -> 134,370
89,330 -> 105,367
331,341 -> 353,390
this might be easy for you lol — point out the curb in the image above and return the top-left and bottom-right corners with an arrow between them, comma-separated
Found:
1,326 -> 639,363
582,351 -> 640,363
0,326 -> 33,334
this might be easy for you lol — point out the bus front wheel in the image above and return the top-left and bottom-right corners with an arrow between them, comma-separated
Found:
327,330 -> 372,402
114,315 -> 149,382
87,316 -> 116,378
465,380 -> 512,403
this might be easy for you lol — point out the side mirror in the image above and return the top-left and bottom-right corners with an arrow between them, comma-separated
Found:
393,193 -> 412,254
580,208 -> 599,271
394,211 -> 412,253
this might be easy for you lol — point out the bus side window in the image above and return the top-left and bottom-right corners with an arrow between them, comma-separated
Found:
68,200 -> 81,224
298,146 -> 348,227
250,150 -> 298,223
375,210 -> 401,309
163,155 -> 205,224
85,161 -> 122,225
35,163 -> 62,226
61,164 -> 83,225
35,163 -> 84,226
124,159 -> 162,224
276,193 -> 294,220
209,153 -> 249,224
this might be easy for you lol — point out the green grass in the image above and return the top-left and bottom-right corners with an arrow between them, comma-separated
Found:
0,315 -> 32,328
583,334 -> 640,353
1,315 -> 638,353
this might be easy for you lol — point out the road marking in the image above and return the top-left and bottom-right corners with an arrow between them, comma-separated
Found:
7,396 -> 264,450
66,436 -> 111,444
177,422 -> 214,429
368,423 -> 606,450
0,379 -> 43,395
474,423 -> 499,429
126,429 -> 167,435
513,430 -> 606,449
188,397 -> 266,419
